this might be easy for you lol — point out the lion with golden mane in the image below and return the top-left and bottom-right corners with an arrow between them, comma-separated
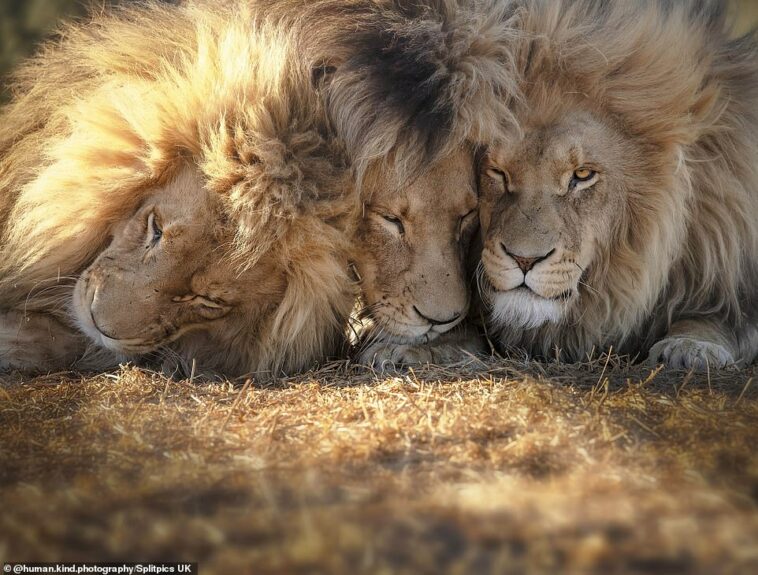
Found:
317,0 -> 522,366
478,0 -> 758,370
0,1 -> 360,376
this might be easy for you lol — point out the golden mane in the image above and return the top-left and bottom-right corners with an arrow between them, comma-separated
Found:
1,0 -> 531,375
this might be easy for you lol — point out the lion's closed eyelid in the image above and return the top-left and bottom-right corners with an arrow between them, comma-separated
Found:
376,212 -> 405,235
172,293 -> 228,308
485,167 -> 509,181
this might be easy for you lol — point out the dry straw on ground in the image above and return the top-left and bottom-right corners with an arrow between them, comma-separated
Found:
1,356 -> 757,574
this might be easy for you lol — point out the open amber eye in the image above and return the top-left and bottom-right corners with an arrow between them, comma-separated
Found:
573,167 -> 595,181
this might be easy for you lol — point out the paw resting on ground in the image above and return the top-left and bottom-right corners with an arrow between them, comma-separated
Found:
648,336 -> 735,371
358,342 -> 434,370
358,341 -> 479,370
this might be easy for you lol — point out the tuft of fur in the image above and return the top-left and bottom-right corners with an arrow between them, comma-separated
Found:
0,1 -> 360,376
323,0 -> 524,181
485,0 -> 758,364
227,1 -> 524,182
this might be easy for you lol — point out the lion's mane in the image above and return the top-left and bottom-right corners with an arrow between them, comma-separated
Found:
0,0 -> 528,373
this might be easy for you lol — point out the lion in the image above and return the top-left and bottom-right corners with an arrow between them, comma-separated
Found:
240,0 -> 525,368
310,0 -> 523,367
477,0 -> 758,370
0,2 -> 358,377
71,165 -> 357,377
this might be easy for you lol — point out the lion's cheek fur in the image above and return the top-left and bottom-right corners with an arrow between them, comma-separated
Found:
175,251 -> 356,377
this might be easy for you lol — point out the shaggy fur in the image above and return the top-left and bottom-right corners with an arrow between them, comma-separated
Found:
321,0 -> 523,180
0,1 -> 359,376
221,1 -> 526,365
314,0 -> 525,364
478,0 -> 758,367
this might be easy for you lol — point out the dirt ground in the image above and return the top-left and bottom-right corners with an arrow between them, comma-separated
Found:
1,355 -> 757,574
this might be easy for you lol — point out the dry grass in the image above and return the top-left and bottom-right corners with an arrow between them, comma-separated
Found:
1,356 -> 757,574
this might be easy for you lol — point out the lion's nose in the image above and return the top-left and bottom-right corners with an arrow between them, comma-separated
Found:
413,306 -> 462,327
501,244 -> 555,273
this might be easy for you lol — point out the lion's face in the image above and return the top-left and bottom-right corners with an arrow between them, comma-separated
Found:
479,112 -> 631,329
355,149 -> 479,343
72,168 -> 286,356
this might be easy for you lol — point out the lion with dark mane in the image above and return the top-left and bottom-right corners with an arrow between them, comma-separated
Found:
478,0 -> 758,370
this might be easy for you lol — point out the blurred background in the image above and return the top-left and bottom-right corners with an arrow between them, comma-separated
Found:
1,0 -> 757,102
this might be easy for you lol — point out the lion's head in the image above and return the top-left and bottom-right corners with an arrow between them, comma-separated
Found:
354,149 -> 478,344
311,0 -> 521,353
66,160 -> 357,377
479,111 -> 629,331
0,5 -> 360,377
477,0 -> 758,362
72,168 -> 271,356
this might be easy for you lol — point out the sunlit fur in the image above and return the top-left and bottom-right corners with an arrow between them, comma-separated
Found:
479,0 -> 758,366
0,2 -> 359,376
318,0 -> 525,361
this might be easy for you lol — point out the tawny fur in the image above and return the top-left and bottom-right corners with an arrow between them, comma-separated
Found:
244,1 -> 526,363
311,0 -> 524,364
479,0 -> 758,367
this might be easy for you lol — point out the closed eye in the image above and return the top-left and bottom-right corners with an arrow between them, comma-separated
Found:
461,208 -> 477,221
172,293 -> 230,319
381,213 -> 405,235
172,294 -> 226,306
146,211 -> 163,248
484,167 -> 509,191
195,296 -> 225,310
459,208 -> 477,229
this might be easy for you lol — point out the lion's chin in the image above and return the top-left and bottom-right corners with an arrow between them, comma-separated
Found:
490,288 -> 567,330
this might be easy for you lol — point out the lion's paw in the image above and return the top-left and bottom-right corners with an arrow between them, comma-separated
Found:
648,336 -> 735,371
358,342 -> 433,370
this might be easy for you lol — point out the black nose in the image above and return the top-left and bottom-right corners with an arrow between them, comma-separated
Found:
413,306 -> 462,327
501,244 -> 555,273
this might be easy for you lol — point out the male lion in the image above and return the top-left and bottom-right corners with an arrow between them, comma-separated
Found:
352,150 -> 483,366
478,0 -> 758,370
309,0 -> 522,366
0,3 -> 357,376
